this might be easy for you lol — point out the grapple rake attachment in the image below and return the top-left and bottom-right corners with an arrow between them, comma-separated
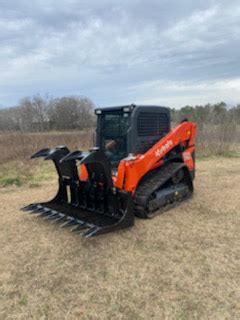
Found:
21,146 -> 134,237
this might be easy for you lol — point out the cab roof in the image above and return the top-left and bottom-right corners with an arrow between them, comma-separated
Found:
95,104 -> 169,114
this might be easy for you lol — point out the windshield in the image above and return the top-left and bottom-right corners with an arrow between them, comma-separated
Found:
100,111 -> 129,163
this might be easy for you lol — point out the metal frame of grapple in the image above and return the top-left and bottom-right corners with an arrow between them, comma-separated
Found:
22,147 -> 134,237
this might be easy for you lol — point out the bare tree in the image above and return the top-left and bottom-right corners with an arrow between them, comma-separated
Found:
31,94 -> 51,131
48,96 -> 95,130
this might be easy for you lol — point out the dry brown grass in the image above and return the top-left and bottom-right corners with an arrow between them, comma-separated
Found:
0,157 -> 240,319
0,131 -> 93,187
0,125 -> 239,187
1,124 -> 239,167
197,124 -> 240,157
0,131 -> 93,165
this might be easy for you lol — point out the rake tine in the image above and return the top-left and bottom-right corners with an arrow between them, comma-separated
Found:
30,206 -> 44,214
50,214 -> 66,224
82,226 -> 100,238
46,213 -> 61,220
37,208 -> 52,217
21,204 -> 37,211
43,211 -> 59,220
60,217 -> 76,228
70,223 -> 89,232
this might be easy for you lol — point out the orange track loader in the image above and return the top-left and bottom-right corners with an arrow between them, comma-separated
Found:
22,104 -> 197,237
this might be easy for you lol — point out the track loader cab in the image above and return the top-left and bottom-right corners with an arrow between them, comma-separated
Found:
95,104 -> 171,165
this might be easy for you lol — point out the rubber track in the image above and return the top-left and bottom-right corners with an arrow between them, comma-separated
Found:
134,162 -> 192,218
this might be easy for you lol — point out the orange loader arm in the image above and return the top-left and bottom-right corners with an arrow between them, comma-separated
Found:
115,121 -> 197,193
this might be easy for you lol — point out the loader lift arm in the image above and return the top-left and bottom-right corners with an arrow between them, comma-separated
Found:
115,120 -> 197,192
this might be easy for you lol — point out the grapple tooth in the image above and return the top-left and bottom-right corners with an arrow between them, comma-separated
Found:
82,226 -> 100,238
21,204 -> 37,212
50,214 -> 66,224
60,217 -> 76,228
30,206 -> 45,214
70,222 -> 89,232
46,213 -> 61,220
43,211 -> 59,220
37,208 -> 52,217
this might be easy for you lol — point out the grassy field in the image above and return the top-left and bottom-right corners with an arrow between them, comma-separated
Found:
0,128 -> 239,187
0,131 -> 93,187
0,157 -> 240,319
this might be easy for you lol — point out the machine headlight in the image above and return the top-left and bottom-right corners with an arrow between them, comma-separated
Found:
123,106 -> 130,112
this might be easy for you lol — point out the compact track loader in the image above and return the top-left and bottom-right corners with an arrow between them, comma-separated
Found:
22,104 -> 197,237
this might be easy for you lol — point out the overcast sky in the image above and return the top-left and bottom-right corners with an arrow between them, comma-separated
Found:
0,0 -> 240,108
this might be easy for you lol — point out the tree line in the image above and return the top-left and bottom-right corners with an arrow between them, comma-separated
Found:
0,95 -> 95,132
171,102 -> 240,127
171,102 -> 240,155
0,97 -> 240,133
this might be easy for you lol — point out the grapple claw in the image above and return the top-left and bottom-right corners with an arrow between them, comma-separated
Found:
31,148 -> 50,159
60,150 -> 84,163
21,148 -> 134,237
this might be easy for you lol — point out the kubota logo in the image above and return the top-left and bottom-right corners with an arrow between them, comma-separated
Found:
155,140 -> 173,158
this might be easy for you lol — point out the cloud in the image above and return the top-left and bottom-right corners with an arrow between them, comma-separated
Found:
127,78 -> 240,107
0,0 -> 240,108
